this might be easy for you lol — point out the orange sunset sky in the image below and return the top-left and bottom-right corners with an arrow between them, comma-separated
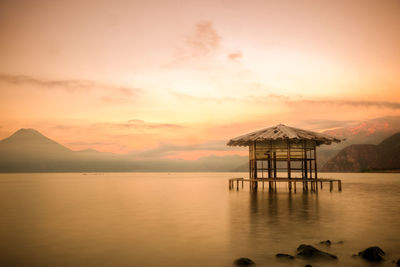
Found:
1,0 -> 400,159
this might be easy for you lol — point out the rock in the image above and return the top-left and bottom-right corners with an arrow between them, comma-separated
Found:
396,258 -> 400,267
233,257 -> 255,266
297,244 -> 337,259
358,246 -> 385,261
319,240 -> 331,246
275,253 -> 294,259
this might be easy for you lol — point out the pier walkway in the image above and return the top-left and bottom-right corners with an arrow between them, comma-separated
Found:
228,177 -> 342,192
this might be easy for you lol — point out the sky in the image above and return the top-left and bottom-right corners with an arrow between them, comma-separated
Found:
0,0 -> 400,159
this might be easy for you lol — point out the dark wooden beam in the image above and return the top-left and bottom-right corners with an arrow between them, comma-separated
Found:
287,140 -> 291,179
314,146 -> 318,179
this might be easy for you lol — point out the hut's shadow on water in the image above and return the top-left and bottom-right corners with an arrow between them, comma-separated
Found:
248,190 -> 320,227
228,190 -> 324,261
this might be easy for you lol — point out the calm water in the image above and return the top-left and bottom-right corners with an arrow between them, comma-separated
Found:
0,172 -> 399,267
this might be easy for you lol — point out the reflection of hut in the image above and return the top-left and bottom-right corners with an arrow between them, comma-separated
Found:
227,124 -> 342,190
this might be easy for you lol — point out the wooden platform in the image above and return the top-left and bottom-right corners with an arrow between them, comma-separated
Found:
228,177 -> 342,192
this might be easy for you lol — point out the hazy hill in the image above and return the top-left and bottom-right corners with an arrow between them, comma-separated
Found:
316,116 -> 400,168
321,132 -> 400,172
0,128 -> 247,172
0,128 -> 134,172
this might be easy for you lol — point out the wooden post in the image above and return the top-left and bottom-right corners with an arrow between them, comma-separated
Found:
287,140 -> 291,179
330,181 -> 333,192
320,181 -> 323,189
309,149 -> 313,179
294,181 -> 297,192
271,150 -> 276,189
249,146 -> 252,179
273,151 -> 277,178
304,143 -> 308,179
338,180 -> 342,191
314,146 -> 318,179
254,142 -> 257,179
253,142 -> 258,190
261,159 -> 264,178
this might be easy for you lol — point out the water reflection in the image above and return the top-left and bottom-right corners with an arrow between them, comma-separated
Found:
0,173 -> 399,267
247,191 -> 320,227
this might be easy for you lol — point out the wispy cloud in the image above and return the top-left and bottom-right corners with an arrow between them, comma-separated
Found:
133,140 -> 232,158
301,119 -> 358,130
169,21 -> 221,64
0,73 -> 141,96
171,91 -> 237,104
287,99 -> 400,109
65,141 -> 113,146
227,51 -> 243,62
185,21 -> 220,57
102,119 -> 184,130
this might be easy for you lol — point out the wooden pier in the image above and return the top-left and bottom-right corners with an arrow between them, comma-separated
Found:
229,177 -> 342,192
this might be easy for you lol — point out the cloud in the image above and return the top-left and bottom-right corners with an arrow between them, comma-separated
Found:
250,94 -> 291,102
65,141 -> 112,146
227,51 -> 243,62
286,99 -> 400,109
185,21 -> 220,57
133,140 -> 233,158
0,73 -> 141,96
102,119 -> 184,130
301,119 -> 358,130
171,91 -> 237,104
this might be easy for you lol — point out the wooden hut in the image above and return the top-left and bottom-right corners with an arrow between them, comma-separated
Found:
227,124 -> 342,191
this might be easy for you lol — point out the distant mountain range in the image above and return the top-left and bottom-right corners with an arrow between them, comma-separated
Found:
322,116 -> 400,146
321,132 -> 400,172
1,116 -> 400,173
0,128 -> 246,172
317,116 -> 400,168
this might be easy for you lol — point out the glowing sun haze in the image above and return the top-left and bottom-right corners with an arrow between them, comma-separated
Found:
1,0 -> 399,158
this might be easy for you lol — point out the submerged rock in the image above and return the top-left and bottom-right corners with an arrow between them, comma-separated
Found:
319,240 -> 331,246
275,253 -> 294,259
358,246 -> 385,261
233,257 -> 255,266
296,244 -> 337,259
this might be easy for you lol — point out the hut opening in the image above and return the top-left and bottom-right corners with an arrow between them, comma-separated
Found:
227,124 -> 342,190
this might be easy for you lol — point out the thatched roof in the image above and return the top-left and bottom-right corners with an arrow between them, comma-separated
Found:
227,124 -> 342,146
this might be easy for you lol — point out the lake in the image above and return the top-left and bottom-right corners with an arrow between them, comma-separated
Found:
0,172 -> 399,266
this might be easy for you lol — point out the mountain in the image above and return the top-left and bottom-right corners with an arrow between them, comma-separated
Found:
0,128 -> 247,172
0,128 -> 72,155
316,116 -> 400,168
0,128 -> 134,172
321,132 -> 400,172
322,116 -> 400,146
